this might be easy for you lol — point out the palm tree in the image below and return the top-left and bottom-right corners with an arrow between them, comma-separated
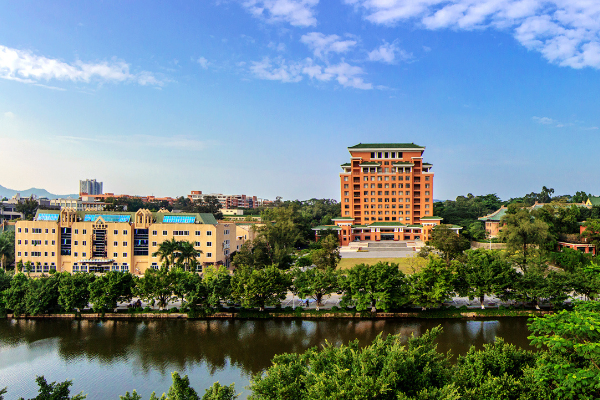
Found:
152,238 -> 180,270
176,241 -> 202,271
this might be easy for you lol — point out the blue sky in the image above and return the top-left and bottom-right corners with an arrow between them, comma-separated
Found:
1,0 -> 599,202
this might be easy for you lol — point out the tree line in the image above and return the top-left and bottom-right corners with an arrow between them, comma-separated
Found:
3,301 -> 599,399
2,246 -> 599,316
433,187 -> 600,241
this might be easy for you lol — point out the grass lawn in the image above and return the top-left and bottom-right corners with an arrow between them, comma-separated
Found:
337,256 -> 427,274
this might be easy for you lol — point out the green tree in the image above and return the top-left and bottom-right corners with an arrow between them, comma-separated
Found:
572,191 -> 590,204
309,235 -> 340,270
200,383 -> 237,400
24,273 -> 62,315
454,249 -> 518,308
409,257 -> 455,309
88,271 -> 134,312
569,262 -> 600,300
428,225 -> 470,265
152,238 -> 181,270
176,241 -> 202,271
230,265 -> 290,311
194,195 -> 223,220
0,269 -> 12,315
499,205 -> 552,264
16,198 -> 39,221
453,338 -> 542,400
0,230 -> 15,270
58,273 -> 95,312
136,267 -> 179,310
232,237 -> 272,269
340,262 -> 408,312
528,301 -> 600,400
3,273 -> 29,314
17,376 -> 86,400
581,218 -> 600,248
249,327 -> 453,400
292,267 -> 338,310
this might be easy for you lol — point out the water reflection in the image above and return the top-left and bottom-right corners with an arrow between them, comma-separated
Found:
0,318 -> 534,373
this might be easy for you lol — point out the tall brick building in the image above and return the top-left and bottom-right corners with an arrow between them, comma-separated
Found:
340,143 -> 434,225
314,143 -> 456,246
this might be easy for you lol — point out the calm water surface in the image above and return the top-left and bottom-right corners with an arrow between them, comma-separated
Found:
0,318 -> 534,399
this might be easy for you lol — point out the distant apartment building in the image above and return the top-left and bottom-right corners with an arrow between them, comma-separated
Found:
314,143 -> 456,246
80,179 -> 103,196
188,191 -> 258,209
15,209 -> 236,275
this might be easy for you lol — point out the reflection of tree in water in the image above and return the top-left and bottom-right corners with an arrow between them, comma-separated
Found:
0,317 -> 535,377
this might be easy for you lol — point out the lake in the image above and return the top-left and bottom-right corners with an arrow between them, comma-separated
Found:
0,318 -> 534,399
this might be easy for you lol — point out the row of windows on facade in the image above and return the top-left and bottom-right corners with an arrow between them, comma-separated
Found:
369,151 -> 405,159
18,228 -> 216,236
354,217 -> 415,221
345,198 -> 431,204
346,204 -> 431,210
18,239 -> 220,248
343,175 -> 430,182
18,250 -> 215,259
345,183 -> 430,189
345,190 -> 431,196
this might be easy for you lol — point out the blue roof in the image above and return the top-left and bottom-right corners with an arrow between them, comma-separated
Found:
37,213 -> 59,221
84,214 -> 131,223
162,215 -> 196,224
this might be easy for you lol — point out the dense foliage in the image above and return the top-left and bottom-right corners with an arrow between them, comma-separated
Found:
3,249 -> 600,317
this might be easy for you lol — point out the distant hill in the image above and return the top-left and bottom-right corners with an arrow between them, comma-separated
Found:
0,184 -> 78,200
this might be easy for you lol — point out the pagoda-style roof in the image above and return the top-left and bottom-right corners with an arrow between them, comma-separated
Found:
348,143 -> 424,150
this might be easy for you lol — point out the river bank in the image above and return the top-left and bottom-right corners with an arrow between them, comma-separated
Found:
3,307 -> 553,320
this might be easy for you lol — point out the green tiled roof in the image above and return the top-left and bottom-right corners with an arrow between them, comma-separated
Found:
340,163 -> 351,167
349,143 -> 424,149
351,225 -> 370,228
420,216 -> 442,220
588,196 -> 600,206
478,207 -> 508,222
312,225 -> 341,231
333,217 -> 355,220
368,222 -> 407,227
423,163 -> 432,166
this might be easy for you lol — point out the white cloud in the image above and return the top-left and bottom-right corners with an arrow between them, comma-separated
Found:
323,62 -> 372,89
197,57 -> 209,69
300,32 -> 358,59
0,45 -> 163,87
3,111 -> 15,119
250,56 -> 373,89
242,0 -> 319,27
268,42 -> 287,52
250,57 -> 304,82
533,116 -> 555,124
368,41 -> 413,63
344,0 -> 600,69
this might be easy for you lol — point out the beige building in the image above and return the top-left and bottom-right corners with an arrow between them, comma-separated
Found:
15,209 -> 235,275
